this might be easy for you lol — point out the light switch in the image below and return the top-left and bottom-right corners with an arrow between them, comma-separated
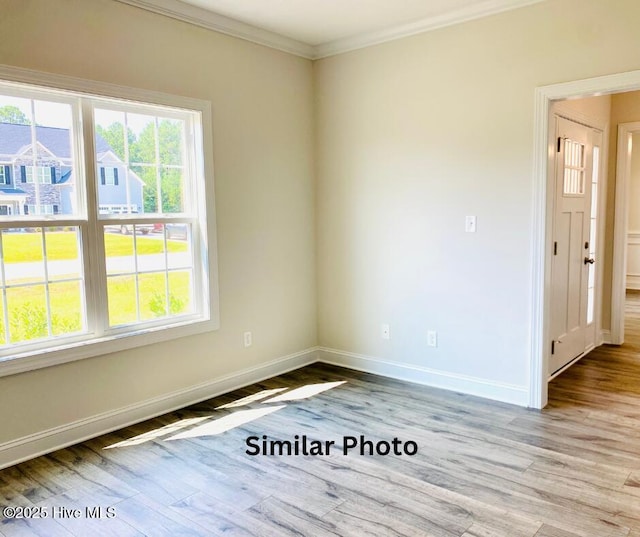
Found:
465,216 -> 476,233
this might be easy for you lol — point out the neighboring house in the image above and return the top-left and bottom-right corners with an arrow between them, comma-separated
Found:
0,122 -> 144,216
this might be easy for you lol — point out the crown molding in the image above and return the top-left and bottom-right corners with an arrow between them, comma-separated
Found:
115,0 -> 315,59
314,0 -> 545,58
115,0 -> 544,60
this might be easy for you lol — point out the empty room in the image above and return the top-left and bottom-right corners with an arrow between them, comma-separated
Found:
0,0 -> 640,535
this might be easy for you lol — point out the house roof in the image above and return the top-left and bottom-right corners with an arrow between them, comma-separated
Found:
0,187 -> 27,195
0,122 -> 111,159
57,168 -> 72,184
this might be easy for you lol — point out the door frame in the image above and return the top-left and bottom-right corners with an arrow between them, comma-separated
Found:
611,121 -> 640,345
530,69 -> 640,409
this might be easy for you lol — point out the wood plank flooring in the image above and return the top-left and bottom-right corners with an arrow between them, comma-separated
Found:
2,297 -> 640,536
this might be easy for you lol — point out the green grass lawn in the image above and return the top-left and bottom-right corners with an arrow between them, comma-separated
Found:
0,271 -> 191,344
107,271 -> 191,326
2,230 -> 187,263
0,230 -> 191,344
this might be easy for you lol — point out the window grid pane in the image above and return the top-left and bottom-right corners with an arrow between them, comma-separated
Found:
0,78 -> 207,358
563,139 -> 585,195
94,109 -> 188,217
104,224 -> 193,327
0,93 -> 79,219
0,227 -> 86,347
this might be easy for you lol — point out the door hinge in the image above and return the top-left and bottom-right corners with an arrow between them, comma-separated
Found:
551,340 -> 555,355
553,241 -> 558,255
557,137 -> 562,152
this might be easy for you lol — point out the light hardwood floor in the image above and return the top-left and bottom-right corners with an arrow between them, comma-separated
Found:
2,299 -> 640,536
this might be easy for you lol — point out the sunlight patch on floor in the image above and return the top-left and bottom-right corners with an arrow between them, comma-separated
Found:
216,387 -> 289,409
104,417 -> 209,449
261,381 -> 346,403
165,405 -> 286,441
103,379 -> 348,449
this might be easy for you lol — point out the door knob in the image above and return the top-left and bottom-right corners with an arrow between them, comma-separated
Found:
584,257 -> 595,265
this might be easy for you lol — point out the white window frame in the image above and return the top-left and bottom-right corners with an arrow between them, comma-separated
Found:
103,166 -> 116,185
0,65 -> 219,378
25,165 -> 52,184
26,204 -> 55,215
0,166 -> 6,185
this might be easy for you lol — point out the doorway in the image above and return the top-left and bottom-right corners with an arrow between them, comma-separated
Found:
530,70 -> 640,409
548,115 -> 603,377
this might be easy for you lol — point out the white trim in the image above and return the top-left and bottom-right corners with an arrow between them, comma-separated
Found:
529,86 -> 551,409
16,140 -> 57,160
612,123 -> 640,343
24,164 -> 53,184
0,64 -> 211,112
1,342 -> 550,469
530,70 -> 640,409
0,347 -> 319,470
314,0 -> 544,59
0,318 -> 218,378
318,347 -> 529,407
0,64 -> 220,378
114,0 -> 315,59
601,329 -> 612,345
115,0 -> 543,60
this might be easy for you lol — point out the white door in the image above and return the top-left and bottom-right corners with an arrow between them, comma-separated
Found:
549,116 -> 599,375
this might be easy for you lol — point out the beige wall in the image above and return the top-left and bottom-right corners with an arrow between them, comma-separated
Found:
315,0 -> 640,388
3,0 -> 640,449
0,0 -> 316,443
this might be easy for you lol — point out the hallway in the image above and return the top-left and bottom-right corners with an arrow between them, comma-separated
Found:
548,291 -> 640,414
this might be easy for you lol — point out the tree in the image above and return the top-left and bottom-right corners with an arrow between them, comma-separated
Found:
96,118 -> 184,214
134,120 -> 183,214
95,122 -> 137,162
0,105 -> 30,125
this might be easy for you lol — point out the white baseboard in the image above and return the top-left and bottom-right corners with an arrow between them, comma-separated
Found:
0,345 -> 535,470
600,329 -> 613,345
318,347 -> 529,407
0,347 -> 319,470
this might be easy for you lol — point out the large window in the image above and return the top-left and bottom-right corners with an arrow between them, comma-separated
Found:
0,70 -> 216,374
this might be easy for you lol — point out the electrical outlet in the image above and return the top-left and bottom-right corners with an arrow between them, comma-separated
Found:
427,330 -> 437,347
465,215 -> 476,233
243,331 -> 252,347
381,324 -> 390,340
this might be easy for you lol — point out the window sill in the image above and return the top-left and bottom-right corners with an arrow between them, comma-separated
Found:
0,317 -> 218,378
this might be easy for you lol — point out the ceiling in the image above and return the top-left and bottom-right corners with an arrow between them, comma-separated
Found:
117,0 -> 544,58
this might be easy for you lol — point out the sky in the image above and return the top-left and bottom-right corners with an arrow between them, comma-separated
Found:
0,95 -> 71,129
0,94 -> 161,136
